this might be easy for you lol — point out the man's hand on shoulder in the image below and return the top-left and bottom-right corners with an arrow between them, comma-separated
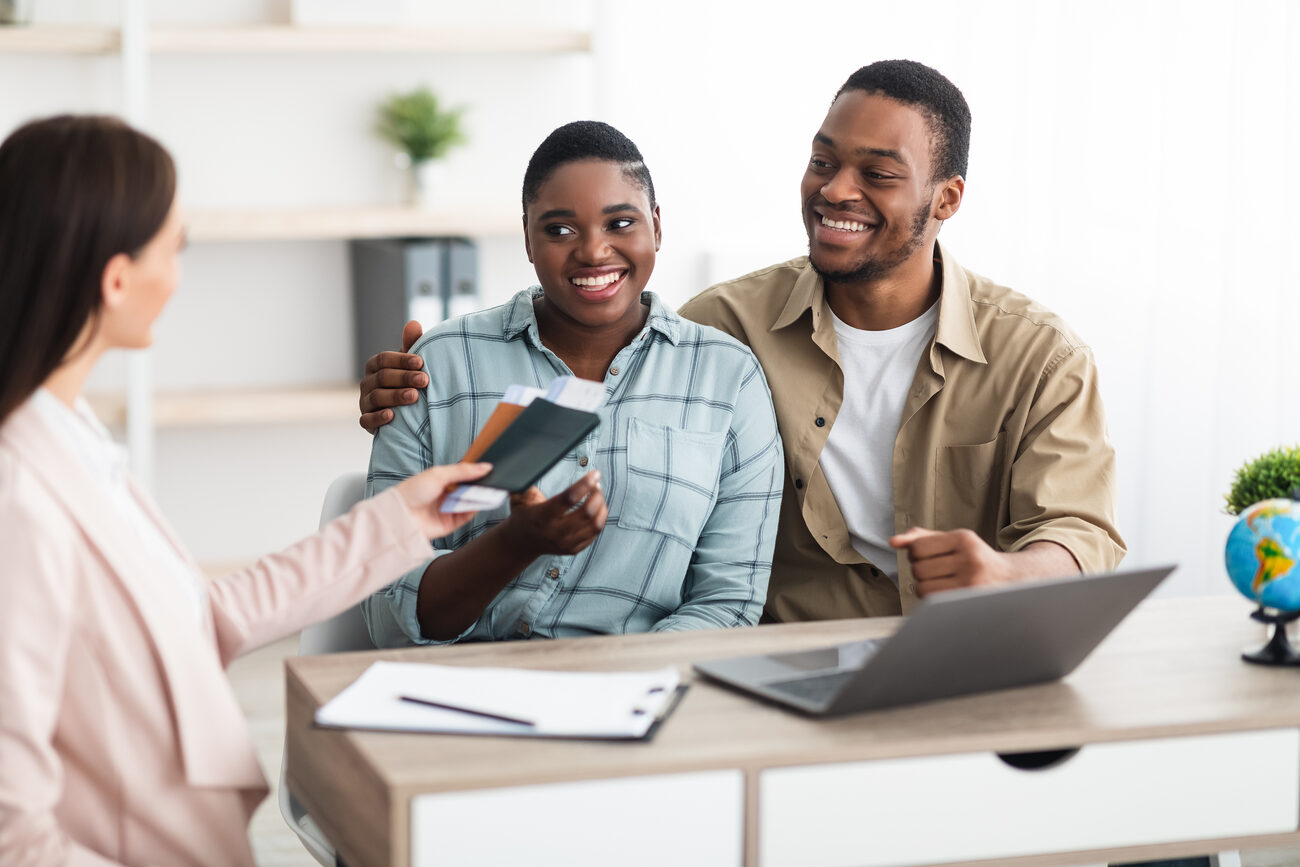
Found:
359,320 -> 426,435
889,528 -> 1078,597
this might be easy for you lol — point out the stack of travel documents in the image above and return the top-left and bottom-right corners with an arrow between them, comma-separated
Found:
440,375 -> 605,513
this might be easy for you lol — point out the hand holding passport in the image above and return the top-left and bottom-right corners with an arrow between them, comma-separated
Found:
441,376 -> 604,513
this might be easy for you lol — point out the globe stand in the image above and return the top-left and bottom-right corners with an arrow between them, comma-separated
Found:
1243,606 -> 1300,666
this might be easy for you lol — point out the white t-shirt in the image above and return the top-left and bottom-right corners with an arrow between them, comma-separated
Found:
819,302 -> 938,581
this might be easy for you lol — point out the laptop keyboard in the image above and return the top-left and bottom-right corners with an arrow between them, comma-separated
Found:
766,670 -> 858,704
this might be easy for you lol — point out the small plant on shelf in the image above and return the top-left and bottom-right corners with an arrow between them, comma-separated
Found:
375,86 -> 467,208
1224,445 -> 1300,515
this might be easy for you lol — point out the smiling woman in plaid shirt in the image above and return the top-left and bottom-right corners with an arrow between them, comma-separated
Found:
361,122 -> 783,646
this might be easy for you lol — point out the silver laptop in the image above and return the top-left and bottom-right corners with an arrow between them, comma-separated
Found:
694,565 -> 1174,716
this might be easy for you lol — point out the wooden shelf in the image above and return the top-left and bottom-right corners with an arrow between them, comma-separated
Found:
0,26 -> 119,54
187,205 -> 521,242
149,25 -> 591,54
0,25 -> 589,56
88,384 -> 358,428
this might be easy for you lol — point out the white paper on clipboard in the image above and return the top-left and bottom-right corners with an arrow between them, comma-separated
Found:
315,661 -> 682,740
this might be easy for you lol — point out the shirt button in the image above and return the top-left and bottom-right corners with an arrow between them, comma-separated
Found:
521,622 -> 532,635
579,456 -> 589,467
609,366 -> 620,376
794,478 -> 804,490
815,416 -> 826,427
548,567 -> 560,579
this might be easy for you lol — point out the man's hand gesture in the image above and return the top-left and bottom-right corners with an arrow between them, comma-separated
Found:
890,529 -> 1078,597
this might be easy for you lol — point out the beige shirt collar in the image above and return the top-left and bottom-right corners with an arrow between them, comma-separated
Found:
769,242 -> 988,366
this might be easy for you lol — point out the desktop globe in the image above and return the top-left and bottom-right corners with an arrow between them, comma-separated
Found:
1226,498 -> 1300,610
1225,497 -> 1300,665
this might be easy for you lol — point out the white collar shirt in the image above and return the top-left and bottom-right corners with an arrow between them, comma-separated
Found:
31,388 -> 206,623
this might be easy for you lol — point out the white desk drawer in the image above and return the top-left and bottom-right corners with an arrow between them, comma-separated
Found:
411,769 -> 743,866
760,727 -> 1300,867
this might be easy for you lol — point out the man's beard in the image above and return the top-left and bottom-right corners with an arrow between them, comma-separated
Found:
809,198 -> 932,285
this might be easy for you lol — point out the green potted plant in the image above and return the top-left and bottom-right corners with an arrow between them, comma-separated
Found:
375,86 -> 467,209
1224,445 -> 1300,515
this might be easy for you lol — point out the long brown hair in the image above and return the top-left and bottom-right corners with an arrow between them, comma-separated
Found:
0,115 -> 176,426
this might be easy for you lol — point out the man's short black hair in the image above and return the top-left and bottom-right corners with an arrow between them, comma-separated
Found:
522,120 -> 656,212
835,60 -> 971,182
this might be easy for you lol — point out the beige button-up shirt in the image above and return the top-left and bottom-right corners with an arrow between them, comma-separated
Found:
679,244 -> 1125,621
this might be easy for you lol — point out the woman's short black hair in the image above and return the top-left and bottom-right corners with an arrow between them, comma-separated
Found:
521,120 -> 655,212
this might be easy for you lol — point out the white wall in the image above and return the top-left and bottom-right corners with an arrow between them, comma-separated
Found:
5,0 -> 1296,594
592,0 -> 1300,598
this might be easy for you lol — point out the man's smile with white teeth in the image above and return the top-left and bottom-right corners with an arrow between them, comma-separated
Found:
571,271 -> 624,287
821,215 -> 871,232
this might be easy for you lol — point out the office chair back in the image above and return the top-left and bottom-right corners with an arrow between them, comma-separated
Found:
279,470 -> 373,866
297,472 -> 374,656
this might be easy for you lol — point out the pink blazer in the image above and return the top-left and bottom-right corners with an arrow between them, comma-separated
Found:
0,399 -> 431,866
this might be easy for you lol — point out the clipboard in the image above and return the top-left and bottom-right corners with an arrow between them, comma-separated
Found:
315,661 -> 686,741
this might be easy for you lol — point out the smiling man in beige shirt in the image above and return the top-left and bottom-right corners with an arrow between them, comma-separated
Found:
679,60 -> 1124,620
359,60 -> 1125,623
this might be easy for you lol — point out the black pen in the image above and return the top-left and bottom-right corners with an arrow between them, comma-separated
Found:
399,694 -> 536,728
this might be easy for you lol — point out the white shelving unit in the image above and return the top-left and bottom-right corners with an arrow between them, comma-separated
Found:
148,25 -> 591,54
3,14 -> 593,486
0,26 -> 119,53
87,384 -> 358,428
187,205 -> 522,243
0,24 -> 591,55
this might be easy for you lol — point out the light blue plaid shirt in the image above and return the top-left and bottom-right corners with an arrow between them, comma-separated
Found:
362,288 -> 783,646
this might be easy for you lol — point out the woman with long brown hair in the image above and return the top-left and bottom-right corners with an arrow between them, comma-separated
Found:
0,115 -> 489,865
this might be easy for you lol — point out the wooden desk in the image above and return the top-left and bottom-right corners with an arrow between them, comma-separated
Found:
286,596 -> 1300,867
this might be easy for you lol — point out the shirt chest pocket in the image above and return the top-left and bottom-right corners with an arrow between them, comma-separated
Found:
934,431 -> 1008,540
617,418 -> 726,548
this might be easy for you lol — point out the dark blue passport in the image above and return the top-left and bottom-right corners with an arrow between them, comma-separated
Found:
474,399 -> 600,492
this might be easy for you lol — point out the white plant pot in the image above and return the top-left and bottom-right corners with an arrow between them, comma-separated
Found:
291,0 -> 401,27
408,160 -> 442,210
